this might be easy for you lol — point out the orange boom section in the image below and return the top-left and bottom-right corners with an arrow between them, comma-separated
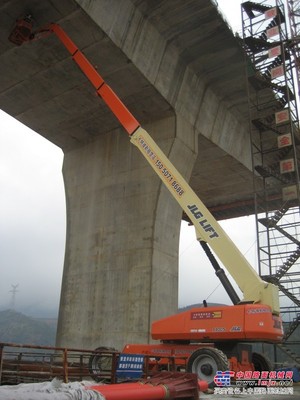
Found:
50,23 -> 140,136
151,304 -> 283,343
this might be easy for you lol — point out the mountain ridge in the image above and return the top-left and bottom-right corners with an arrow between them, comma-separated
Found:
0,309 -> 57,346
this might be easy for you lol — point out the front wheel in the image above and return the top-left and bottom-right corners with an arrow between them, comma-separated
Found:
186,347 -> 229,388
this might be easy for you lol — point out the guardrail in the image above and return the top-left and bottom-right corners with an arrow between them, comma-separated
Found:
0,342 -> 188,385
0,342 -> 119,385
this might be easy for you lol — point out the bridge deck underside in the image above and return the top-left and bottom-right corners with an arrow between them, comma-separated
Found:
1,0 -> 255,220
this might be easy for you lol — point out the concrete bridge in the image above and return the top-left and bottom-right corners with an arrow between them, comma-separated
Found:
1,0 -> 253,350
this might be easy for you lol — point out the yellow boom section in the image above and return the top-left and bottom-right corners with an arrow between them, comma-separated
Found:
131,127 -> 280,314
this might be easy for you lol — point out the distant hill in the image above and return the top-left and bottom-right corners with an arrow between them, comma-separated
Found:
0,309 -> 57,346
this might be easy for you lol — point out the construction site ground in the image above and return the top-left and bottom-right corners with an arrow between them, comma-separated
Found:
1,342 -> 299,399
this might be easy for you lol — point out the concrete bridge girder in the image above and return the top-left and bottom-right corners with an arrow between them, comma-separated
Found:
1,0 -> 253,349
74,0 -> 253,214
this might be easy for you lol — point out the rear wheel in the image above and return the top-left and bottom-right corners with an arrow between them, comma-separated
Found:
88,347 -> 116,382
186,348 -> 229,388
252,352 -> 272,371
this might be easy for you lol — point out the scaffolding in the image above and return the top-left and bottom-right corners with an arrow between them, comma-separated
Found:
241,0 -> 300,362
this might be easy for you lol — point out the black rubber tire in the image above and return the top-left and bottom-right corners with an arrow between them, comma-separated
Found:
88,346 -> 116,382
186,347 -> 229,388
252,352 -> 272,371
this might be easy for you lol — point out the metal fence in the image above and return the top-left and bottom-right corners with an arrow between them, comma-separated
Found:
0,342 -> 119,385
0,342 -> 188,385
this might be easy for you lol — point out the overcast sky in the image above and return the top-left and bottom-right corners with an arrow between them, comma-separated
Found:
0,0 -> 252,317
0,113 -> 65,316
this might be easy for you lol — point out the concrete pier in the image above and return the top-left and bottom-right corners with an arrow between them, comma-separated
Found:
57,115 -> 197,348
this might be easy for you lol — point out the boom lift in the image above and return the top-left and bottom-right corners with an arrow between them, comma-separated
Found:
8,17 -> 283,385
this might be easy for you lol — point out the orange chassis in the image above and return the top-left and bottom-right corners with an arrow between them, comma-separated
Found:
122,342 -> 255,374
122,304 -> 283,376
